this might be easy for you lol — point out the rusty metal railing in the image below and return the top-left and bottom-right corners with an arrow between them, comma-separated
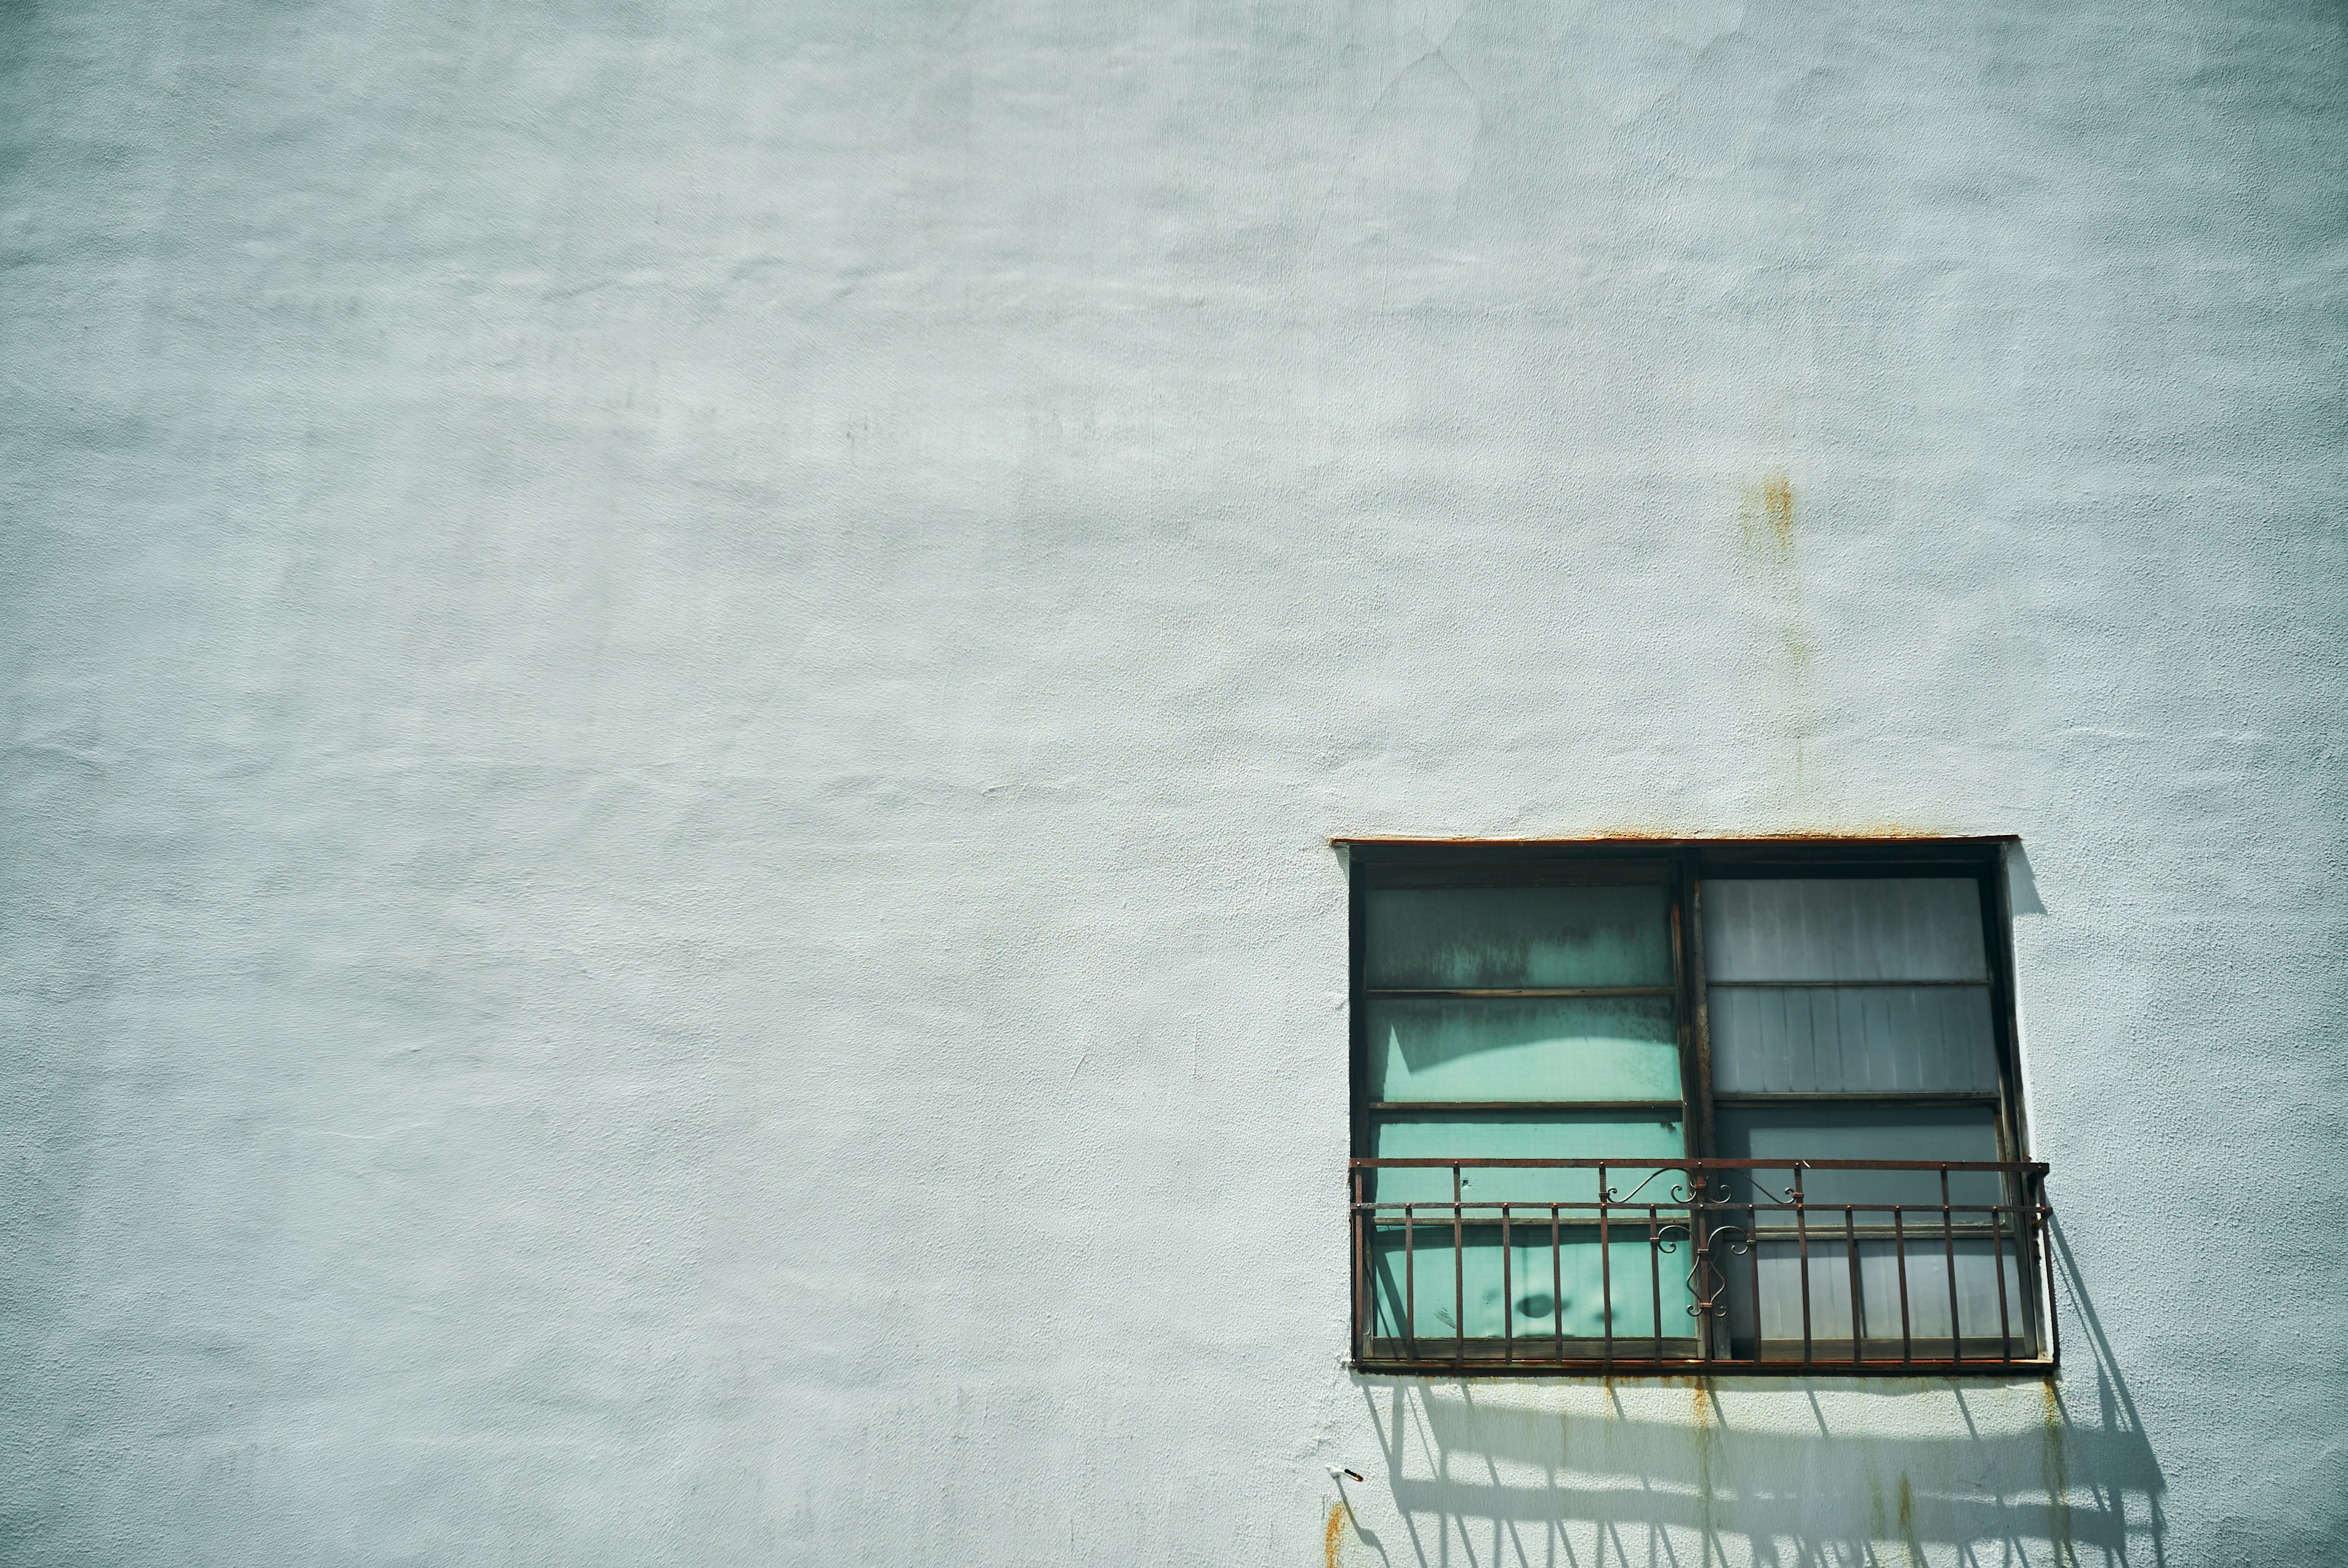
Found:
1348,1157 -> 2054,1375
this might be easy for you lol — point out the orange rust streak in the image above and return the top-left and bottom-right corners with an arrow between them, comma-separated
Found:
1760,469 -> 1794,550
1324,1502 -> 1345,1568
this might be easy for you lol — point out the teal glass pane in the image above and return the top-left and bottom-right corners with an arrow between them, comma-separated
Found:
1369,1225 -> 1696,1345
1368,1111 -> 1688,1209
1365,996 -> 1681,1102
1364,885 -> 1671,990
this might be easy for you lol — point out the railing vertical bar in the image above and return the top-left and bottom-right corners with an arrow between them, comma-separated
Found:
1845,1205 -> 1863,1366
2037,1170 -> 2060,1366
1990,1198 -> 2014,1364
1403,1204 -> 1416,1360
1453,1165 -> 1466,1366
1748,1196 -> 1762,1364
1501,1204 -> 1513,1365
1648,1205 -> 1663,1362
1350,1169 -> 1366,1361
1894,1206 -> 1913,1366
1551,1204 -> 1563,1361
1795,1166 -> 1812,1367
1941,1166 -> 1963,1366
1600,1166 -> 1612,1372
1691,1174 -> 1710,1369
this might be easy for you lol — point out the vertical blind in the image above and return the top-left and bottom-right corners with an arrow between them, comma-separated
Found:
1702,876 -> 2019,1353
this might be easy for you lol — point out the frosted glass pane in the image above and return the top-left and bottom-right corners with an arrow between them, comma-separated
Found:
1370,1113 -> 1687,1209
1370,1228 -> 1694,1344
1710,984 -> 1998,1092
1724,1237 -> 2034,1355
1703,878 -> 1988,982
1712,1105 -> 2003,1208
1367,996 -> 1680,1102
1365,885 -> 1671,989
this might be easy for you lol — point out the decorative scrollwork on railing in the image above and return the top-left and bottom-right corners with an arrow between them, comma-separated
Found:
1682,1224 -> 1751,1319
1603,1166 -> 1699,1206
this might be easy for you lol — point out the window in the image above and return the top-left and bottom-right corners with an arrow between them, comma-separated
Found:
1346,839 -> 2051,1374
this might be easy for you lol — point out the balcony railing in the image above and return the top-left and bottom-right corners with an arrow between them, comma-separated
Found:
1348,1157 -> 2054,1375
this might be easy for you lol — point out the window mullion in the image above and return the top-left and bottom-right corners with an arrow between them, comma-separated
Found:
1683,864 -> 1717,1161
1678,860 -> 1726,1361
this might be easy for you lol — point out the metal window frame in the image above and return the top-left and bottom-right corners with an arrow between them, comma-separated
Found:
1341,835 -> 2046,1377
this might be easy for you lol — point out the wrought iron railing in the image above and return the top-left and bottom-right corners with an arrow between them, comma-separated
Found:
1349,1157 -> 2054,1374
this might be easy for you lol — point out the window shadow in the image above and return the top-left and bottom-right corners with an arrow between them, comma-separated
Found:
1346,1216 -> 2161,1567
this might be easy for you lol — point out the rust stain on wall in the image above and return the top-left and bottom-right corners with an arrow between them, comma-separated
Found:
1735,465 -> 1816,803
1763,470 -> 1794,550
1559,824 -> 1959,842
1323,1501 -> 1345,1568
1737,466 -> 1800,575
2041,1382 -> 2078,1566
1332,825 -> 1981,845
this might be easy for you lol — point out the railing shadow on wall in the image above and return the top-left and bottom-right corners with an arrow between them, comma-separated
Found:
1337,1216 -> 2161,1567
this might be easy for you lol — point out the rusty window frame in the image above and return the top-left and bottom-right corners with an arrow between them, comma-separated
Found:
1342,836 -> 2046,1375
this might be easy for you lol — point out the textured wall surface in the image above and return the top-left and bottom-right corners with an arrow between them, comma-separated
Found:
4,1 -> 2344,1564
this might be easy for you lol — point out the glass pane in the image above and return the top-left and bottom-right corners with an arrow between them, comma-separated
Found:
1368,1111 -> 1688,1209
1703,878 -> 1988,982
1722,1236 -> 2034,1358
1370,1225 -> 1695,1345
1709,984 -> 1997,1092
1365,885 -> 1671,990
1711,1104 -> 2004,1209
1366,996 -> 1681,1102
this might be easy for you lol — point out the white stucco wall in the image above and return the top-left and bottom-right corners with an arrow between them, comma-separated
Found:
4,2 -> 2344,1564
